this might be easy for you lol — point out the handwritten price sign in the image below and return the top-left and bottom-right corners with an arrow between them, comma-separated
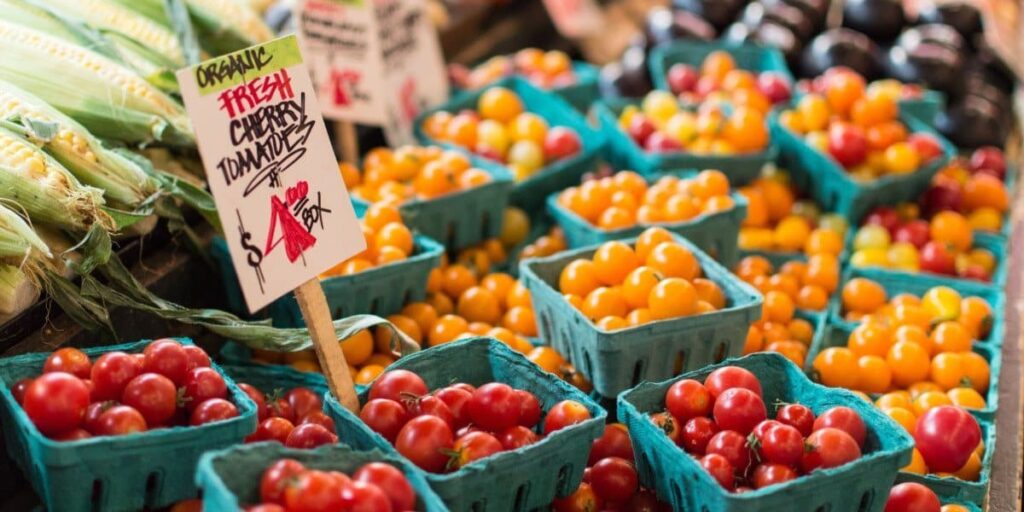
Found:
178,35 -> 364,313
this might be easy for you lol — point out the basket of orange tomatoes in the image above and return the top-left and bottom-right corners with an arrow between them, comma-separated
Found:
649,42 -> 794,103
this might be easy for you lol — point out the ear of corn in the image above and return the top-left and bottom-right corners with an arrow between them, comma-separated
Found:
0,202 -> 51,264
111,0 -> 273,55
41,0 -> 186,66
0,125 -> 112,232
0,264 -> 39,316
0,20 -> 194,146
0,79 -> 158,209
186,0 -> 275,45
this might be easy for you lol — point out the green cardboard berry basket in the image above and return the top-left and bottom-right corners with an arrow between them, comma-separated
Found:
519,233 -> 763,398
415,76 -> 605,214
0,338 -> 257,512
323,338 -> 607,512
649,41 -> 794,91
196,442 -> 447,511
894,418 -> 996,507
618,352 -> 915,512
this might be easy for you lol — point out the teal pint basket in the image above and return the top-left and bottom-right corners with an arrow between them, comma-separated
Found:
894,418 -> 996,507
519,233 -> 763,398
899,90 -> 946,127
323,338 -> 607,512
452,61 -> 600,113
650,41 -> 794,91
221,364 -> 329,400
415,76 -> 605,214
594,99 -> 778,184
618,352 -> 915,512
0,339 -> 257,512
770,109 -> 956,222
196,443 -> 447,511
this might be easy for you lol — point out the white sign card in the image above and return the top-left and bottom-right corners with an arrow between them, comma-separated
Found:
177,35 -> 365,313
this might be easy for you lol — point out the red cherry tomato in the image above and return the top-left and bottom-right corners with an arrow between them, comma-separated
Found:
704,367 -> 762,398
712,388 -> 766,435
589,423 -> 633,464
681,416 -> 718,454
666,379 -> 712,422
83,401 -> 114,434
43,348 -> 91,379
516,390 -> 542,427
238,383 -> 269,421
23,372 -> 91,436
751,463 -> 798,489
395,415 -> 454,472
827,122 -> 868,167
90,352 -> 142,401
260,458 -> 306,504
467,383 -> 521,432
11,378 -> 32,405
650,412 -> 682,445
705,430 -> 752,474
183,367 -> 227,412
51,428 -> 91,441
284,423 -> 338,449
543,400 -> 592,435
757,422 -> 804,468
814,406 -> 866,447
339,481 -> 393,512
775,403 -> 815,436
543,127 -> 582,161
269,397 -> 296,423
286,387 -> 322,420
699,453 -> 735,490
299,411 -> 336,432
121,373 -> 178,426
354,462 -> 415,511
552,482 -> 603,512
884,482 -> 941,512
406,395 -> 455,429
248,417 -> 295,444
801,427 -> 861,473
434,387 -> 472,429
589,457 -> 638,504
498,425 -> 540,450
142,339 -> 189,385
283,470 -> 344,512
914,405 -> 981,473
451,431 -> 503,469
93,405 -> 147,436
369,370 -> 428,403
359,399 -> 409,443
181,345 -> 211,370
189,398 -> 238,426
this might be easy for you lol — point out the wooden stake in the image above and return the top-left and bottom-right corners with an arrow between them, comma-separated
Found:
293,278 -> 359,412
334,121 -> 359,164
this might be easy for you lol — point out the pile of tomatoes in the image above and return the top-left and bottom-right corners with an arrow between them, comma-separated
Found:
664,51 -> 792,110
619,90 -> 770,154
451,48 -> 581,91
359,369 -> 592,472
556,169 -> 736,230
339,146 -> 493,204
421,87 -> 583,182
321,203 -> 417,278
653,366 -> 866,491
13,340 -> 237,440
239,384 -> 337,449
918,147 -> 1010,234
559,228 -> 729,330
254,458 -> 421,511
851,207 -> 998,281
738,171 -> 849,256
885,482 -> 976,512
778,68 -> 945,180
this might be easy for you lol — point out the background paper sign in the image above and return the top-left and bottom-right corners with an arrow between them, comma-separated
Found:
541,0 -> 603,38
177,35 -> 365,313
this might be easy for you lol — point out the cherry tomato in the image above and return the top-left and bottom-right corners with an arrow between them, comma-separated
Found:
90,352 -> 142,401
283,470 -> 344,512
260,458 -> 306,504
706,430 -> 752,474
914,406 -> 980,472
299,411 -> 336,432
354,462 -> 415,511
248,417 -> 295,444
650,412 -> 682,445
516,390 -> 542,427
624,488 -> 664,512
700,453 -> 735,490
712,388 -> 766,435
269,397 -> 295,423
120,373 -> 178,426
52,428 -> 91,441
666,379 -> 712,422
286,387 -> 323,420
93,405 -> 147,436
82,401 -> 114,434
543,400 -> 592,434
395,415 -> 454,472
751,463 -> 798,489
757,422 -> 804,467
467,383 -> 521,432
885,482 -> 941,512
827,122 -> 868,167
189,398 -> 238,426
183,367 -> 228,412
682,417 -> 718,454
11,378 -> 31,404
43,348 -> 91,379
359,399 -> 409,443
813,406 -> 866,447
553,482 -> 603,512
801,427 -> 861,473
498,425 -> 540,450
369,370 -> 428,403
406,395 -> 455,429
451,431 -> 503,469
434,387 -> 472,429
285,423 -> 338,449
142,339 -> 189,385
181,345 -> 211,370
23,372 -> 91,436
589,423 -> 633,464
705,367 -> 763,398
589,457 -> 638,504
238,383 -> 269,421
775,403 -> 815,436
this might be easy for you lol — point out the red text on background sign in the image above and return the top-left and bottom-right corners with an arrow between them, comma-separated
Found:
218,68 -> 296,119
330,69 -> 362,107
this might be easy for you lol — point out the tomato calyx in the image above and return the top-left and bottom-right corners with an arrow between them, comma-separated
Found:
175,387 -> 192,409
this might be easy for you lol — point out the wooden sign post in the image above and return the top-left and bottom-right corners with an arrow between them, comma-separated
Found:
176,36 -> 366,411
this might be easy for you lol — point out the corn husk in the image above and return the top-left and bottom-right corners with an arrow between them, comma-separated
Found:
111,0 -> 274,55
40,0 -> 186,66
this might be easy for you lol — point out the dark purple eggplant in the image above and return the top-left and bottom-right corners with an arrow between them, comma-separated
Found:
800,28 -> 880,78
841,0 -> 905,42
742,2 -> 815,41
762,0 -> 830,31
599,47 -> 653,98
936,96 -> 1009,149
645,7 -> 717,46
897,23 -> 967,55
887,37 -> 964,96
672,0 -> 747,31
915,2 -> 982,44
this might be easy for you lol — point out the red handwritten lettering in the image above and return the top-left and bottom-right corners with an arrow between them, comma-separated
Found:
218,69 -> 295,118
285,181 -> 309,206
330,69 -> 361,107
264,188 -> 316,263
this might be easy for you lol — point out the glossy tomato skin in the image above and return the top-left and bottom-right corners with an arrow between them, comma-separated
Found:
801,427 -> 861,473
299,411 -> 336,432
23,372 -> 91,437
283,470 -> 344,512
543,400 -> 592,435
260,459 -> 306,504
248,417 -> 295,444
189,398 -> 238,426
339,480 -> 393,512
682,417 -> 718,454
828,123 -> 868,167
268,398 -> 295,423
11,378 -> 32,404
434,387 -> 472,429
705,367 -> 763,398
751,463 -> 798,489
589,423 -> 633,464
359,399 -> 409,443
369,370 -> 428,403
90,352 -> 142,401
553,482 -> 603,512
884,482 -> 941,512
354,462 -> 415,511
93,405 -> 147,436
516,390 -> 542,427
700,453 -> 735,490
920,241 -> 956,275
238,383 -> 269,421
406,395 -> 455,429
650,412 -> 682,446
757,422 -> 804,468
181,345 -> 211,370
395,415 -> 454,473
286,387 -> 322,420
712,388 -> 766,435
83,401 -> 113,434
665,379 -> 712,422
813,406 -> 866,447
589,457 -> 638,504
706,430 -> 752,474
51,428 -> 91,441
43,348 -> 91,379
183,367 -> 228,412
142,340 -> 189,385
467,383 -> 521,432
914,406 -> 981,472
284,423 -> 338,449
452,431 -> 503,469
498,425 -> 540,450
121,373 -> 178,426
776,403 -> 815,436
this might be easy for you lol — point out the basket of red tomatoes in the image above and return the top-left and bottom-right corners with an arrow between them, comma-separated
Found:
617,352 -> 914,512
0,338 -> 256,512
196,442 -> 447,511
323,337 -> 607,511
